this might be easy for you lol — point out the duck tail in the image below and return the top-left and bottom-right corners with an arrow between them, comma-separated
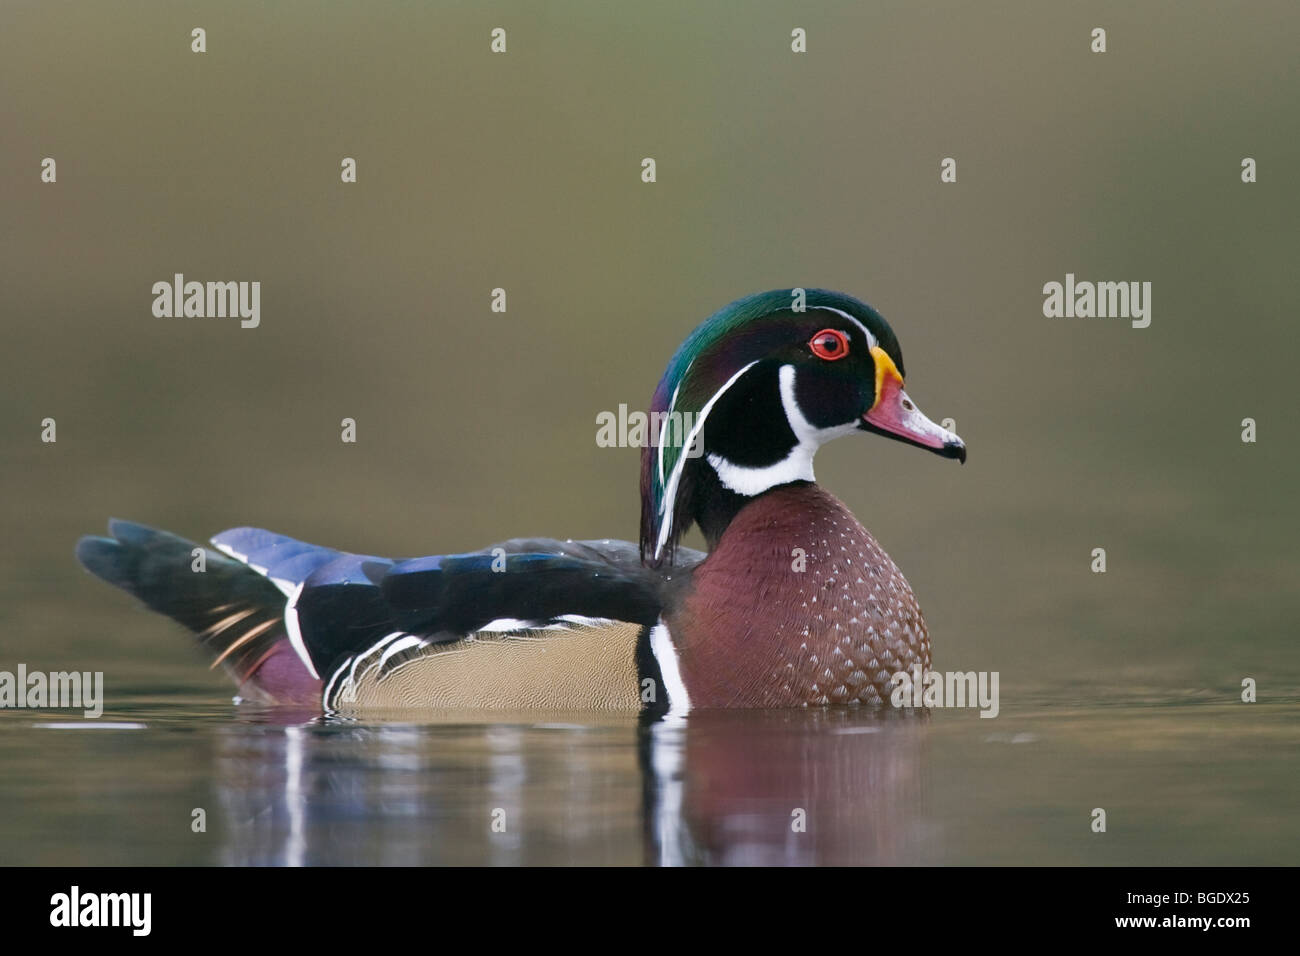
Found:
75,519 -> 322,705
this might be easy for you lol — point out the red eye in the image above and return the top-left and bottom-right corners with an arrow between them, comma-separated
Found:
809,328 -> 849,361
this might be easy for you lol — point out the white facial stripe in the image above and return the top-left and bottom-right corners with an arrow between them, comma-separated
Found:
780,363 -> 860,446
654,359 -> 760,560
810,306 -> 878,349
658,373 -> 687,487
649,621 -> 691,717
707,364 -> 857,498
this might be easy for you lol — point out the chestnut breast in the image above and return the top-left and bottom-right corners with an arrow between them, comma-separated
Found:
665,483 -> 930,708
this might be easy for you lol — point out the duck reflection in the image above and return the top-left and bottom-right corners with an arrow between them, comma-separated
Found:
642,710 -> 931,865
212,707 -> 931,865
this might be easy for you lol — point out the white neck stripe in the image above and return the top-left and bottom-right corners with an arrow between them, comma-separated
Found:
708,448 -> 815,496
707,364 -> 857,498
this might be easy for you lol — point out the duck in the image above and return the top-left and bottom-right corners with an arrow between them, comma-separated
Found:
77,288 -> 965,715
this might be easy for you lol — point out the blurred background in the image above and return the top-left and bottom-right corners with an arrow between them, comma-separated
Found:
0,1 -> 1296,865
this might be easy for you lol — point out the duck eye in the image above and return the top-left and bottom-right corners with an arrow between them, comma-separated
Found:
809,328 -> 849,361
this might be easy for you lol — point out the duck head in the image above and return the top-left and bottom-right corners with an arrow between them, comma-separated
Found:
640,288 -> 965,565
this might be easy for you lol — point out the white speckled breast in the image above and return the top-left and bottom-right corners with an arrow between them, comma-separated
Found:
666,483 -> 930,708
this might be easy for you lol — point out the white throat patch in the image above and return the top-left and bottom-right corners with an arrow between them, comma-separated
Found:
707,364 -> 857,498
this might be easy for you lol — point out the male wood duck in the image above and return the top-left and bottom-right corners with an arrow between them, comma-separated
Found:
77,288 -> 965,715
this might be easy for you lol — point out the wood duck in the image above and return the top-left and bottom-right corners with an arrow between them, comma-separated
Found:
77,289 -> 965,715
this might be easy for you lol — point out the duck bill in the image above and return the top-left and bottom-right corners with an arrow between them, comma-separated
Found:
861,347 -> 966,462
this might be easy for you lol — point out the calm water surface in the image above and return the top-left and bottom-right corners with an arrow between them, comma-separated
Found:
1,680 -> 1293,866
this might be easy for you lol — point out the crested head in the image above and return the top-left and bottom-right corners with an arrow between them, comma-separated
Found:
639,288 -> 965,566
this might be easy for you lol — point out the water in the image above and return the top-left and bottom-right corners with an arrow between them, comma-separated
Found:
1,682 -> 1293,866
